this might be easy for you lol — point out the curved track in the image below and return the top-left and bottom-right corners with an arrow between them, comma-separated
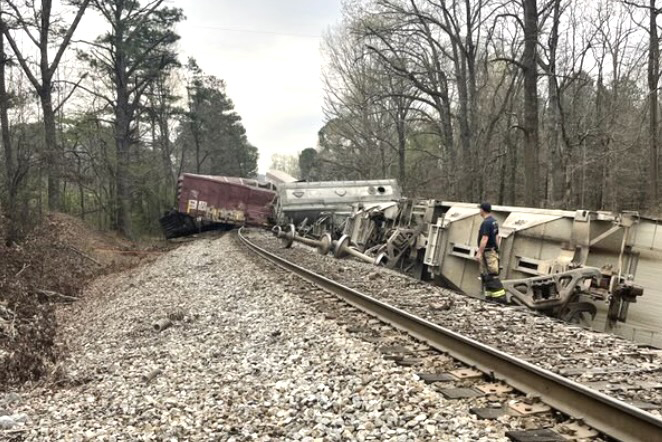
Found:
238,228 -> 662,442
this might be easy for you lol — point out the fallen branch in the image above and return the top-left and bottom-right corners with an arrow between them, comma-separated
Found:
64,245 -> 102,266
93,247 -> 163,255
15,264 -> 31,278
35,289 -> 79,304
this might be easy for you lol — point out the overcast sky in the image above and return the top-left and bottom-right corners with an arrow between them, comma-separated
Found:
174,0 -> 342,173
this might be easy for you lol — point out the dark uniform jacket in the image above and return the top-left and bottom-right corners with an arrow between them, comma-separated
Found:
477,215 -> 499,250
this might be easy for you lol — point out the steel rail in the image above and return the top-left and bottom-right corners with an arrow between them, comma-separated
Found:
238,228 -> 662,442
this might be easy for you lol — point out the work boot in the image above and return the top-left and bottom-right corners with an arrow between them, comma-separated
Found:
486,295 -> 508,305
484,288 -> 508,304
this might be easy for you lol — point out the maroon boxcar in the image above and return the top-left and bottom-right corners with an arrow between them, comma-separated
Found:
160,173 -> 276,238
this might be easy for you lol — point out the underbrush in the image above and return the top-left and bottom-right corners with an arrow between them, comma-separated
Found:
0,213 -> 168,389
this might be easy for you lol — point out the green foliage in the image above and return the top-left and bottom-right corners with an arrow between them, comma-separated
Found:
77,0 -> 186,236
176,62 -> 258,178
298,148 -> 318,181
0,1 -> 261,239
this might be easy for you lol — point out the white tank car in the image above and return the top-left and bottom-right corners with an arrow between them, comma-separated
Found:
275,179 -> 401,225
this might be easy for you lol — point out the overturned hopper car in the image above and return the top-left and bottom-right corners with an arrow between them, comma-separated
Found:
276,179 -> 402,237
317,199 -> 658,330
276,179 -> 401,223
159,173 -> 276,239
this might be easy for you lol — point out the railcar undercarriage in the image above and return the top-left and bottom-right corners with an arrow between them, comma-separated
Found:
275,199 -> 659,330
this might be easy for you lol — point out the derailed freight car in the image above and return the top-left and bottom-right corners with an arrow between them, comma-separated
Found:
161,174 -> 404,239
161,173 -> 657,330
275,179 -> 402,237
160,173 -> 276,238
316,199 -> 656,330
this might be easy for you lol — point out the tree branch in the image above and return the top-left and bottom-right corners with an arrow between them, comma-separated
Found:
54,73 -> 89,113
1,27 -> 41,90
49,0 -> 92,77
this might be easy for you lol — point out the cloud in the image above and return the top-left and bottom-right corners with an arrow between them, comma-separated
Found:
176,0 -> 342,172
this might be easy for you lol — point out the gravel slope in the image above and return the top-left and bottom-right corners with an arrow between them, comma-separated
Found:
2,234 -> 514,441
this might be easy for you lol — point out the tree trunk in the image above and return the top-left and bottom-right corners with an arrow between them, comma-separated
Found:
158,113 -> 174,195
380,143 -> 387,179
40,87 -> 61,211
188,89 -> 203,174
0,19 -> 17,244
507,113 -> 517,205
113,10 -> 132,238
464,2 -> 479,201
394,100 -> 408,188
115,102 -> 132,237
39,0 -> 60,211
193,123 -> 202,174
498,148 -> 506,205
563,153 -> 573,206
510,142 -> 518,205
597,74 -> 610,210
648,0 -> 659,208
522,0 -> 540,207
454,49 -> 473,200
545,0 -> 562,208
432,90 -> 455,197
397,122 -> 406,188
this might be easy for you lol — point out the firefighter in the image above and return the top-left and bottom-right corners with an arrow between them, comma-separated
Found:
475,202 -> 507,304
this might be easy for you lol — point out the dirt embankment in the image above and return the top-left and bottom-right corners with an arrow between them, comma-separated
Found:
0,213 -> 171,389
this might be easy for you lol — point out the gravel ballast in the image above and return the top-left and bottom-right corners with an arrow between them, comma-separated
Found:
2,234 -> 515,441
244,230 -> 662,412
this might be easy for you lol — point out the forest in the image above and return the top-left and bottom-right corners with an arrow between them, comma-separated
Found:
1,0 -> 662,244
305,0 -> 662,217
0,0 -> 258,241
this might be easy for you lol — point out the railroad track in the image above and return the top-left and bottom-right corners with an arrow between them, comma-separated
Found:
238,228 -> 662,442
245,229 -> 662,401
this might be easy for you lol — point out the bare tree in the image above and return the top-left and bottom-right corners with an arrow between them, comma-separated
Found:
322,26 -> 406,181
647,0 -> 659,205
521,0 -> 540,206
1,0 -> 90,210
362,0 -> 491,198
0,3 -> 16,243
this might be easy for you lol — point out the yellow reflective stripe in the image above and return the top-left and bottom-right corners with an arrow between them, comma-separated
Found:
486,289 -> 506,298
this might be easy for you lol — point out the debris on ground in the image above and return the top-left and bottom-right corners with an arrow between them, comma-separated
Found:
0,213 -> 170,390
7,235 -> 509,441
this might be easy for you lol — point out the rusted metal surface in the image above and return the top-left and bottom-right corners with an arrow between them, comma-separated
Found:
177,173 -> 276,227
238,228 -> 662,442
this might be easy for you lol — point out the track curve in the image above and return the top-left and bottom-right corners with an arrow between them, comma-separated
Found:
238,228 -> 662,442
